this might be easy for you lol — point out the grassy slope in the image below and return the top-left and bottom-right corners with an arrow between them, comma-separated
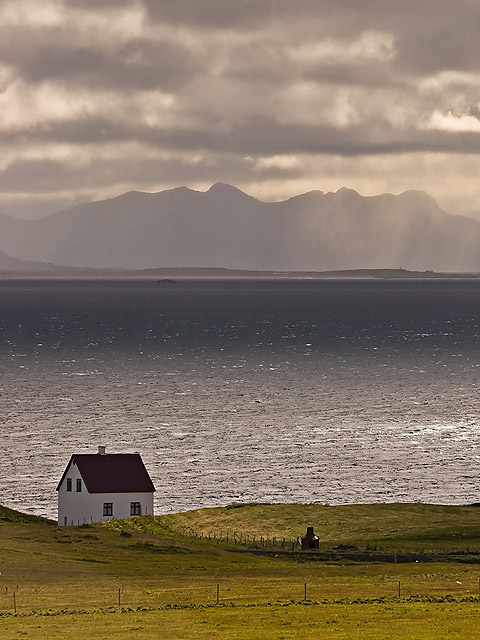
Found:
162,503 -> 480,553
1,503 -> 480,639
0,504 -> 56,525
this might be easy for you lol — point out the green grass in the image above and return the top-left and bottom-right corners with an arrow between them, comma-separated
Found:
159,502 -> 480,553
0,504 -> 56,525
1,503 -> 480,638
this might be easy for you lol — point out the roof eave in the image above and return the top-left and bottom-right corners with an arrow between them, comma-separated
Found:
86,488 -> 156,494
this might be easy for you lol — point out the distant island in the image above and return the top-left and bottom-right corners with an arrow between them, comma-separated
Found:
2,265 -> 480,280
135,267 -> 480,279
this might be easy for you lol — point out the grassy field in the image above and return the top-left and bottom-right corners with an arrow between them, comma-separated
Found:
160,502 -> 480,553
2,601 -> 480,640
1,503 -> 480,639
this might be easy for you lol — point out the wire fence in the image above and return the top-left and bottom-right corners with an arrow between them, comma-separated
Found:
150,519 -> 303,550
2,577 -> 480,615
182,528 -> 301,551
152,521 -> 480,559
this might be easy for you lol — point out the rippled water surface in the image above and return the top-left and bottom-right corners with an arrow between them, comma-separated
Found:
1,277 -> 480,519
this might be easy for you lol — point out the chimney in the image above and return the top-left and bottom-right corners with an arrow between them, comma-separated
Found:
98,446 -> 106,455
301,526 -> 319,550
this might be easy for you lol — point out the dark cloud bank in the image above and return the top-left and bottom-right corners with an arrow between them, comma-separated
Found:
1,0 -> 480,218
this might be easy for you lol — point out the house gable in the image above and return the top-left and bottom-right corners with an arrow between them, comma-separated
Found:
56,456 -> 77,492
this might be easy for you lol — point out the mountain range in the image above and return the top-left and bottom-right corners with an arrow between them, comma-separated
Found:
1,183 -> 480,272
0,248 -> 61,272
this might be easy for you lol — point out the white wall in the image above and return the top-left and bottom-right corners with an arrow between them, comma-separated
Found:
57,461 -> 154,526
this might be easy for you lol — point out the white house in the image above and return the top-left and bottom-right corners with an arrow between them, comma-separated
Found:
57,447 -> 155,526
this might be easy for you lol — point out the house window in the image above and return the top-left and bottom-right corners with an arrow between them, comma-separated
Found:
66,478 -> 72,492
130,502 -> 142,516
103,503 -> 113,516
76,478 -> 82,492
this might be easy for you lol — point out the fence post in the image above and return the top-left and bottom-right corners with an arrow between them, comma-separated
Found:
398,581 -> 401,598
13,591 -> 16,613
304,582 -> 307,601
216,583 -> 220,605
118,588 -> 121,606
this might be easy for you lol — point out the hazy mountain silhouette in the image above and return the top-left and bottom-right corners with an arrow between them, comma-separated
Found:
1,184 -> 480,272
0,247 -> 61,272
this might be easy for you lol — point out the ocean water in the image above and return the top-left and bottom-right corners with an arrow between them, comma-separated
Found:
1,277 -> 480,520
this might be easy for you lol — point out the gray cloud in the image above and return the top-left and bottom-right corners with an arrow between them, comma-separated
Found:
0,31 -> 201,91
0,159 -> 78,192
67,0 -> 132,7
142,0 -> 277,30
4,111 -> 480,158
1,0 -> 480,218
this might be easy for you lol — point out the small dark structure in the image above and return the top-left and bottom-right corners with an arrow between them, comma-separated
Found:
301,526 -> 319,550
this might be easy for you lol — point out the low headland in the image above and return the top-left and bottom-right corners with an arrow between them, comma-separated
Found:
2,266 -> 480,280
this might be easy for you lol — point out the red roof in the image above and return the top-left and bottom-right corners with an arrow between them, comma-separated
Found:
56,453 -> 155,493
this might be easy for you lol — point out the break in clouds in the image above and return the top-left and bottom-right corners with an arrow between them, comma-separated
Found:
1,0 -> 480,218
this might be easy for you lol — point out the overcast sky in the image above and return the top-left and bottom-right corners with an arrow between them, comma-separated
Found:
2,0 -> 480,218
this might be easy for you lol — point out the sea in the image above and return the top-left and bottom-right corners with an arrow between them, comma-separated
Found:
1,277 -> 480,520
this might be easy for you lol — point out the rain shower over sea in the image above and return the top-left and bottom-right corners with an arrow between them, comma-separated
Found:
1,277 -> 480,520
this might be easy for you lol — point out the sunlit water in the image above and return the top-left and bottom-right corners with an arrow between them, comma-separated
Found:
1,278 -> 480,520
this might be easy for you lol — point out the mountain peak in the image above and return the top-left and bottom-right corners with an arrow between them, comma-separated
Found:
335,187 -> 361,198
207,183 -> 250,197
398,189 -> 439,206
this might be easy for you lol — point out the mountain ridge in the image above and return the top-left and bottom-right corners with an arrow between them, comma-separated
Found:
0,248 -> 62,272
1,184 -> 480,272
